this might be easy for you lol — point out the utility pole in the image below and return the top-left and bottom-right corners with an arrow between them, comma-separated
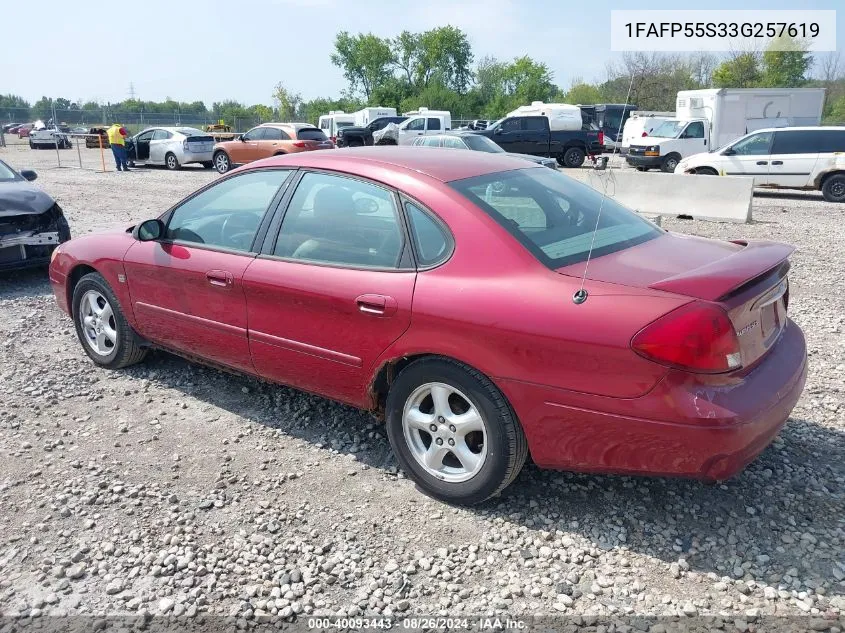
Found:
128,82 -> 136,100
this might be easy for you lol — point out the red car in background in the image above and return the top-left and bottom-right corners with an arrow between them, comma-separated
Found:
48,148 -> 807,505
17,124 -> 34,138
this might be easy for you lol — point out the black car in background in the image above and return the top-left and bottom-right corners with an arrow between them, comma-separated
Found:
0,159 -> 70,271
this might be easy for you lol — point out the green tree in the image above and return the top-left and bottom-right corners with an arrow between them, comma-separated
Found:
761,38 -> 812,87
415,26 -> 474,93
564,80 -> 602,104
331,32 -> 393,99
249,104 -> 274,122
826,95 -> 845,124
272,82 -> 302,120
712,53 -> 761,88
0,94 -> 31,109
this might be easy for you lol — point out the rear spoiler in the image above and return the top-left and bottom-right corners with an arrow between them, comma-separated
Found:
649,240 -> 795,301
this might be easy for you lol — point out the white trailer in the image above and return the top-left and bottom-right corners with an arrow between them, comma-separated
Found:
354,107 -> 397,127
506,102 -> 582,131
621,111 -> 675,152
317,111 -> 355,143
627,88 -> 826,172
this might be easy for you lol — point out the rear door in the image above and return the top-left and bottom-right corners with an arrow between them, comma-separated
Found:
717,131 -> 773,185
122,169 -> 294,372
520,117 -> 550,155
258,126 -> 287,157
242,170 -> 416,407
766,130 -> 821,187
149,129 -> 173,163
424,117 -> 443,137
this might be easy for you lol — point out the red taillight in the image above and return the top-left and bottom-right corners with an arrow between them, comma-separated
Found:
642,131 -> 648,137
631,302 -> 742,373
598,131 -> 604,146
330,136 -> 336,143
293,141 -> 306,148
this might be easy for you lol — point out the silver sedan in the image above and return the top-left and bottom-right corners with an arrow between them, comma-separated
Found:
128,127 -> 215,170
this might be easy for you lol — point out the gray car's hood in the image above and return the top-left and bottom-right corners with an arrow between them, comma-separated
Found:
505,152 -> 550,164
0,181 -> 55,216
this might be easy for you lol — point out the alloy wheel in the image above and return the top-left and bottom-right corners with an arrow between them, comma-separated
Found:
79,290 -> 117,357
402,382 -> 488,483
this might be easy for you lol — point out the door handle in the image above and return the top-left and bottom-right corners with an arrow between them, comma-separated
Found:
756,161 -> 768,165
206,270 -> 233,287
771,160 -> 783,165
356,294 -> 397,317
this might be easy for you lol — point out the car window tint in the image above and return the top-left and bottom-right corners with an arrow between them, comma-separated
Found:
297,128 -> 327,141
427,118 -> 441,131
422,137 -> 441,147
405,201 -> 451,267
137,131 -> 155,142
263,127 -> 284,140
242,127 -> 265,141
682,121 -> 704,138
731,132 -> 773,155
771,130 -> 822,154
443,137 -> 466,149
502,118 -> 522,132
524,117 -> 546,132
166,170 -> 292,252
274,172 -> 403,268
815,130 -> 845,153
406,118 -> 425,131
451,168 -> 660,269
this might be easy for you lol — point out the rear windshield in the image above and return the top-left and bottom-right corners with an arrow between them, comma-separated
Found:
462,134 -> 504,153
297,128 -> 328,141
177,128 -> 206,137
450,168 -> 661,268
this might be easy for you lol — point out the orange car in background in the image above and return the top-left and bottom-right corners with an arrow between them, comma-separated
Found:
212,123 -> 333,174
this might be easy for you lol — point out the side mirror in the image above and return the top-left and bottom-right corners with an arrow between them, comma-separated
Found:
133,218 -> 165,242
723,147 -> 735,156
240,135 -> 247,142
494,127 -> 503,135
20,169 -> 37,181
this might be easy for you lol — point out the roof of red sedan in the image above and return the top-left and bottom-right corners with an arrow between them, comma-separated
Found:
247,146 -> 540,182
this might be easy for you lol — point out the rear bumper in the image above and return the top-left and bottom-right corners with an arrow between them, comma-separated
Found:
498,320 -> 807,480
181,150 -> 213,163
626,155 -> 662,167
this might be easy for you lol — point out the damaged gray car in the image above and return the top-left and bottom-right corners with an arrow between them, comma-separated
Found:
0,159 -> 71,271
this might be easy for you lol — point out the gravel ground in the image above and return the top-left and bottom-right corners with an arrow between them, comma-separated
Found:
1,145 -> 843,630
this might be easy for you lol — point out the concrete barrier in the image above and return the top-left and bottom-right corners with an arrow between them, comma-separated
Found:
566,169 -> 753,223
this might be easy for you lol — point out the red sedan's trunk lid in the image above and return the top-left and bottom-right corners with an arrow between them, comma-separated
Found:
557,233 -> 794,369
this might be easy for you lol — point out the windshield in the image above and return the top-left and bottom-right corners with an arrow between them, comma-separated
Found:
649,120 -> 685,138
450,168 -> 661,268
462,134 -> 504,153
0,160 -> 19,181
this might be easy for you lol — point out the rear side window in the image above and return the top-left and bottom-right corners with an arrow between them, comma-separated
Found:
422,137 -> 441,147
152,129 -> 172,140
524,117 -> 546,132
427,118 -> 441,131
442,137 -> 466,149
263,127 -> 288,140
405,201 -> 452,267
771,130 -> 820,154
297,128 -> 327,141
450,168 -> 660,268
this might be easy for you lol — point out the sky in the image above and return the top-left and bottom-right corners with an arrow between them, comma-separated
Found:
1,0 -> 841,107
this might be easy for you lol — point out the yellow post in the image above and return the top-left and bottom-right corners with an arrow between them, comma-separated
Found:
99,133 -> 106,172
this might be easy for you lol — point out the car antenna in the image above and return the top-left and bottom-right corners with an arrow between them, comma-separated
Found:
573,73 -> 636,306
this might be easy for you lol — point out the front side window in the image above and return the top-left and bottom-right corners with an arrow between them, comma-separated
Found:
681,121 -> 704,139
405,118 -> 425,131
450,168 -> 661,269
273,172 -> 403,268
242,127 -> 265,141
136,130 -> 155,142
165,170 -> 292,252
730,132 -> 773,156
501,118 -> 522,133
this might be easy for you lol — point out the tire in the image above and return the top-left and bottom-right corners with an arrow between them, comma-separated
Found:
385,357 -> 528,505
202,161 -> 214,169
214,151 -> 231,174
560,147 -> 586,168
29,139 -> 34,149
661,154 -> 680,173
635,166 -> 648,172
72,273 -> 147,369
165,152 -> 180,170
821,174 -> 845,203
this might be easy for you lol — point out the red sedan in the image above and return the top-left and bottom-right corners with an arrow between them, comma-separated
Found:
49,148 -> 807,505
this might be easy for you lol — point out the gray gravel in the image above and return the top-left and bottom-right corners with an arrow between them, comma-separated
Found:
0,145 -> 843,628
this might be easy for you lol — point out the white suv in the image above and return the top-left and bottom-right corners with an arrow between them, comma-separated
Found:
675,127 -> 845,203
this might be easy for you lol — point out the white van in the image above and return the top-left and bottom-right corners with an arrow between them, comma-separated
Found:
621,112 -> 675,153
675,126 -> 845,203
354,107 -> 397,127
397,108 -> 452,145
317,111 -> 355,143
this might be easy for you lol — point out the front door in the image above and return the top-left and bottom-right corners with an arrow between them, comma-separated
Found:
132,130 -> 154,162
492,117 -> 523,152
243,171 -> 416,407
122,168 -> 295,373
718,130 -> 773,185
228,127 -> 265,163
399,117 -> 426,145
149,128 -> 174,164
678,120 -> 708,155
765,129 -> 820,188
